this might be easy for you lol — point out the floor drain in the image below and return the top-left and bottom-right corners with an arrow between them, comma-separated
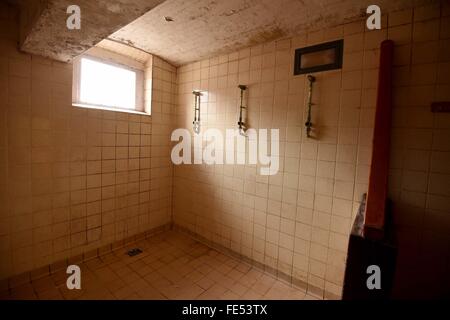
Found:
127,248 -> 143,257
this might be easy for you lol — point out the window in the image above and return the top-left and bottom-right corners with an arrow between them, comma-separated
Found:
294,39 -> 343,75
72,50 -> 146,114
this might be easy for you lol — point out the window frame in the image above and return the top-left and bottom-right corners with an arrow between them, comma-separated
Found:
72,49 -> 146,115
294,39 -> 344,75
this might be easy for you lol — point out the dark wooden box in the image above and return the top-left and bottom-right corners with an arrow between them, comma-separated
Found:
342,234 -> 397,300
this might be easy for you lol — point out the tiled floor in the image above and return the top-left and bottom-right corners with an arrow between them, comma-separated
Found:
0,230 -> 319,300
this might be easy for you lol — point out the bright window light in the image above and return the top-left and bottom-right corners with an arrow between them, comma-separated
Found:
79,57 -> 137,110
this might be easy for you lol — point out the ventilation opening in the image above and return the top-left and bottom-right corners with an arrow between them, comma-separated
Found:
127,248 -> 143,257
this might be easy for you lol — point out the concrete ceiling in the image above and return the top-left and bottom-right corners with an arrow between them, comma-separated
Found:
95,39 -> 151,64
109,0 -> 432,66
17,0 -> 435,66
18,0 -> 165,62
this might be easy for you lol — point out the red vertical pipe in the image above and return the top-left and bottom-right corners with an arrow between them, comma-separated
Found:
364,40 -> 394,240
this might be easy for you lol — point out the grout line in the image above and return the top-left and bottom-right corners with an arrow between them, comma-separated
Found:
173,223 -> 335,299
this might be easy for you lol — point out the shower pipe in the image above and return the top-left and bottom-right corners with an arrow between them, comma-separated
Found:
237,84 -> 247,136
305,74 -> 316,138
192,90 -> 201,134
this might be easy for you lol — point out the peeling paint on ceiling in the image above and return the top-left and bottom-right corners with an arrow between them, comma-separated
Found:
18,0 -> 165,62
17,0 -> 436,66
109,0 -> 433,66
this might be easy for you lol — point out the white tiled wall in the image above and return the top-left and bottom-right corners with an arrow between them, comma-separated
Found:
174,2 -> 450,299
0,1 -> 449,300
0,4 -> 177,279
